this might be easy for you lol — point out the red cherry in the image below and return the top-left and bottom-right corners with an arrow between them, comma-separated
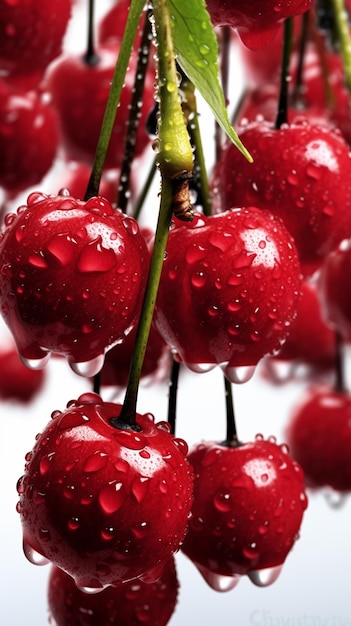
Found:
44,44 -> 155,169
205,0 -> 311,49
212,119 -> 351,274
98,0 -> 143,47
318,239 -> 351,342
0,0 -> 73,90
48,557 -> 179,626
0,192 -> 149,376
155,208 -> 301,383
286,385 -> 351,492
265,279 -> 336,377
181,437 -> 308,589
17,392 -> 194,590
0,342 -> 46,403
0,81 -> 59,196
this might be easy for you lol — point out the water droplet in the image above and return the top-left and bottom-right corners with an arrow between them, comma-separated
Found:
223,364 -> 256,384
195,563 -> 240,592
248,564 -> 282,587
185,361 -> 216,374
20,353 -> 50,369
39,453 -> 55,476
190,272 -> 206,288
23,539 -> 50,566
213,492 -> 232,513
83,452 -> 108,473
131,476 -> 150,503
47,233 -> 76,266
77,237 -> 116,273
131,521 -> 150,539
98,481 -> 125,514
76,585 -> 104,595
324,488 -> 348,509
69,354 -> 105,377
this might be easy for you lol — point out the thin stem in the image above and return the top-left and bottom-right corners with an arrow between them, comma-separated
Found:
118,178 -> 174,424
93,371 -> 101,395
275,17 -> 294,129
167,358 -> 181,435
290,10 -> 310,107
224,376 -> 238,444
84,0 -> 146,200
335,331 -> 347,392
117,10 -> 153,213
330,0 -> 351,91
132,155 -> 158,221
83,0 -> 99,66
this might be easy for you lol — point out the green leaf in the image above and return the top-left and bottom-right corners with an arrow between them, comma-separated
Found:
166,0 -> 253,162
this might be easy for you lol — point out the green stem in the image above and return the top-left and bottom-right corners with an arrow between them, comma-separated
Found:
119,178 -> 174,424
330,0 -> 351,91
84,0 -> 146,200
132,155 -> 158,221
275,17 -> 294,129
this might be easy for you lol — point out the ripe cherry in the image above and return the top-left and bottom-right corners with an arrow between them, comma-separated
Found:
0,0 -> 73,90
155,208 -> 301,383
44,44 -> 155,170
47,557 -> 179,626
318,239 -> 351,342
212,119 -> 351,275
286,385 -> 351,492
0,80 -> 59,196
0,341 -> 46,403
181,437 -> 308,590
0,192 -> 149,376
205,0 -> 311,49
17,392 -> 194,591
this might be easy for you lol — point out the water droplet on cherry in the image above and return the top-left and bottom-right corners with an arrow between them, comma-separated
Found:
69,354 -> 105,377
248,564 -> 283,587
23,539 -> 50,566
194,563 -> 240,592
223,364 -> 256,384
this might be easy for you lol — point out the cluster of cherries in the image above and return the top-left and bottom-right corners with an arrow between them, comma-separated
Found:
1,0 -> 351,624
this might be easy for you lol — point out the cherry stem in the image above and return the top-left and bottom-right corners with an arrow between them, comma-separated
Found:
335,331 -> 347,392
132,155 -> 158,221
84,0 -> 146,200
83,0 -> 99,66
275,17 -> 294,129
167,358 -> 181,435
330,0 -> 351,91
223,376 -> 240,446
117,10 -> 153,213
118,177 -> 174,425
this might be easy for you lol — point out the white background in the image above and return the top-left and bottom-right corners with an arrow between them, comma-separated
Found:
1,1 -> 351,625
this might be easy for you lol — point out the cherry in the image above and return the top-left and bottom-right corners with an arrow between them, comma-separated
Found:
48,557 -> 179,625
98,0 -> 143,47
264,279 -> 337,378
0,192 -> 149,376
16,392 -> 194,591
317,239 -> 351,342
155,208 -> 301,383
181,437 -> 308,589
0,341 -> 46,403
286,385 -> 351,492
44,44 -> 155,170
0,80 -> 59,196
0,0 -> 73,90
99,321 -> 170,390
212,118 -> 351,275
204,0 -> 312,49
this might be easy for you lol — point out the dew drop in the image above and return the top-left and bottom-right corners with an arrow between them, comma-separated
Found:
190,272 -> 206,288
131,476 -> 150,503
195,563 -> 240,592
23,539 -> 50,566
324,488 -> 348,509
69,354 -> 105,377
213,492 -> 232,513
185,361 -> 216,374
76,585 -> 104,595
223,364 -> 256,384
98,481 -> 125,514
20,353 -> 50,370
248,564 -> 282,587
77,238 -> 116,273
47,234 -> 76,266
83,452 -> 108,473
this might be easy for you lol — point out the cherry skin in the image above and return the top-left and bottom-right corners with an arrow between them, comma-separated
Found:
17,392 -> 194,591
286,385 -> 351,492
317,239 -> 351,342
44,44 -> 155,170
212,119 -> 351,275
0,80 -> 59,196
0,192 -> 149,376
205,0 -> 311,49
181,437 -> 308,588
0,0 -> 73,90
155,208 -> 301,383
0,342 -> 46,403
47,557 -> 179,626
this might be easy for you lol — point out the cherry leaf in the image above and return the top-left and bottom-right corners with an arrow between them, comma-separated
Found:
167,0 -> 252,162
